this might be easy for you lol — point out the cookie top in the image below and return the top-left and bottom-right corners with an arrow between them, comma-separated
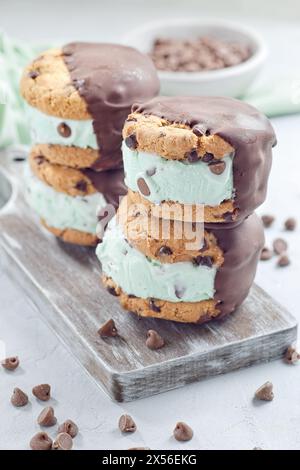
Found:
123,96 -> 276,221
21,43 -> 160,170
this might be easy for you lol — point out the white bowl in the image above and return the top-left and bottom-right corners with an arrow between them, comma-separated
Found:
122,18 -> 267,97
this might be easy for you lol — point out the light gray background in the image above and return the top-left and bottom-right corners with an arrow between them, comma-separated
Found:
1,0 -> 300,450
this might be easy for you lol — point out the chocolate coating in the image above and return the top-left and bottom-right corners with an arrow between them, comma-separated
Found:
82,168 -> 127,208
132,96 -> 276,222
208,213 -> 265,316
63,43 -> 159,171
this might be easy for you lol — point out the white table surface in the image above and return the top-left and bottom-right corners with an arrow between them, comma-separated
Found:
1,0 -> 300,450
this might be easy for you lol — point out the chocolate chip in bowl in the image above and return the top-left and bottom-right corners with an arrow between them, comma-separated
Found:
122,18 -> 267,97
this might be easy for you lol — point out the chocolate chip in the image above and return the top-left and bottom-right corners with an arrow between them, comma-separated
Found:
28,70 -> 39,79
202,152 -> 214,163
13,156 -> 26,162
57,122 -> 72,138
35,155 -> 45,165
106,285 -> 119,296
173,422 -> 193,442
37,406 -> 57,427
118,414 -> 137,433
75,180 -> 88,192
11,387 -> 28,407
284,346 -> 300,365
273,238 -> 288,255
255,381 -> 274,401
208,160 -> 226,175
146,167 -> 156,176
193,255 -> 213,267
261,214 -> 275,228
149,298 -> 161,313
30,432 -> 53,451
192,126 -> 205,136
260,247 -> 273,261
58,420 -> 78,438
32,384 -> 51,401
156,245 -> 173,256
284,217 -> 296,231
126,117 -> 137,122
98,318 -> 118,337
1,356 -> 19,371
125,134 -> 138,149
52,432 -> 73,450
175,284 -> 186,299
223,211 -> 234,221
185,149 -> 199,163
137,177 -> 150,196
146,330 -> 165,350
277,254 -> 290,267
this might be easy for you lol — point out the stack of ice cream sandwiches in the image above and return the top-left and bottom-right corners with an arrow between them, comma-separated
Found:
20,42 -> 159,245
97,96 -> 277,323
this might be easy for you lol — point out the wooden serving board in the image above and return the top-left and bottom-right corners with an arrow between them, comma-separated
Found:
0,150 -> 297,402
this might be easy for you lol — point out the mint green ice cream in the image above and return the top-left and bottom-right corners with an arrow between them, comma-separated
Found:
26,105 -> 98,149
25,165 -> 105,234
96,217 -> 216,303
123,144 -> 234,206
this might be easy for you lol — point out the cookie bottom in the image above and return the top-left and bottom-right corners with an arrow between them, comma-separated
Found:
42,219 -> 98,246
32,143 -> 99,170
102,275 -> 220,324
127,190 -> 237,223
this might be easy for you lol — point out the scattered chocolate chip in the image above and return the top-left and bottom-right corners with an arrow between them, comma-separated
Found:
193,255 -> 213,267
284,217 -> 296,231
125,134 -> 138,149
261,214 -> 275,228
1,356 -> 19,371
185,149 -> 199,163
156,245 -> 173,256
52,432 -> 73,450
173,422 -> 193,442
28,70 -> 39,79
273,238 -> 288,255
202,152 -> 214,163
137,177 -> 150,196
119,414 -> 137,433
284,346 -> 300,364
260,247 -> 273,261
58,420 -> 78,438
146,167 -> 156,176
57,122 -> 72,138
37,406 -> 57,427
208,160 -> 226,175
98,318 -> 118,337
106,285 -> 119,297
149,298 -> 161,313
11,387 -> 28,407
175,284 -> 186,299
255,381 -> 274,401
30,432 -> 53,450
277,254 -> 290,267
75,179 -> 88,192
146,330 -> 165,350
32,384 -> 51,401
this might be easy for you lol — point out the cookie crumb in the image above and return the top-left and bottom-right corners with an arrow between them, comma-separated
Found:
284,346 -> 300,364
146,330 -> 165,350
173,422 -> 193,442
30,432 -> 52,450
255,381 -> 274,401
119,414 -> 137,433
11,387 -> 29,407
284,217 -> 296,231
1,356 -> 19,371
32,383 -> 51,401
98,318 -> 118,337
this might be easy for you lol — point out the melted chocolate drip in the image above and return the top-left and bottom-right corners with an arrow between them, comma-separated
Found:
82,168 -> 127,208
132,96 -> 276,222
63,43 -> 159,171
